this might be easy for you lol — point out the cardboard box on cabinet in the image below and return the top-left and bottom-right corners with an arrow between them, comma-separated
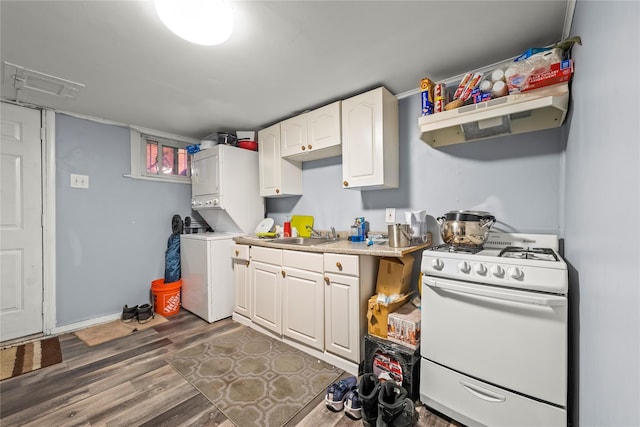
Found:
387,302 -> 421,350
375,255 -> 414,296
367,293 -> 411,339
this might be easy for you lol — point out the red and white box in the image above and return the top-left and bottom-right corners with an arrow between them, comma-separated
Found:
507,59 -> 574,94
387,303 -> 420,350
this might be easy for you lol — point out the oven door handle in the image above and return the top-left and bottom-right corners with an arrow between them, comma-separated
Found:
460,380 -> 506,403
427,279 -> 566,307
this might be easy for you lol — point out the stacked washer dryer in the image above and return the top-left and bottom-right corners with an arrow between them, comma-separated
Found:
180,144 -> 263,323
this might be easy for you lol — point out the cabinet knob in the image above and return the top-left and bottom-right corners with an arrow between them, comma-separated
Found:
245,261 -> 250,266
301,145 -> 306,151
281,270 -> 286,278
324,277 -> 330,285
307,144 -> 312,150
276,188 -> 280,194
343,181 -> 349,187
235,250 -> 239,256
336,262 -> 343,271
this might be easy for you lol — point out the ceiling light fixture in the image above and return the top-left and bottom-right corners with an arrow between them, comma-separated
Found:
154,0 -> 234,46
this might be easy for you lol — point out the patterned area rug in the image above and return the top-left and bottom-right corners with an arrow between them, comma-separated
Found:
167,325 -> 343,427
1,337 -> 62,381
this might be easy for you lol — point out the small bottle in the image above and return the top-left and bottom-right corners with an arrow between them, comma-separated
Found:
283,217 -> 291,237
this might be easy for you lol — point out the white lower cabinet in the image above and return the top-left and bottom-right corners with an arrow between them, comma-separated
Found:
282,250 -> 324,350
324,253 -> 377,363
240,245 -> 378,373
231,244 -> 251,319
251,246 -> 283,334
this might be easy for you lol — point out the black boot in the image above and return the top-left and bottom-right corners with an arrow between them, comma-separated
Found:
376,381 -> 418,427
358,373 -> 381,427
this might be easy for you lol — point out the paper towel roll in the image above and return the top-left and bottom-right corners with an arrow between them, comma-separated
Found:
491,80 -> 508,97
491,68 -> 505,82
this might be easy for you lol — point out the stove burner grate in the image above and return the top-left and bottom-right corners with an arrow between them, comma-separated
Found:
430,244 -> 483,254
499,246 -> 558,261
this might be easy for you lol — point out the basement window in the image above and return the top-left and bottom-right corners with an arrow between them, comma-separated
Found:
127,127 -> 198,184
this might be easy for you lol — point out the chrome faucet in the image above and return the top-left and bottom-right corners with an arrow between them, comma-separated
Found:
306,225 -> 322,237
306,225 -> 337,240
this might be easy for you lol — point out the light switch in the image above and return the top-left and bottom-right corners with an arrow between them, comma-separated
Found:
385,208 -> 395,223
70,173 -> 89,189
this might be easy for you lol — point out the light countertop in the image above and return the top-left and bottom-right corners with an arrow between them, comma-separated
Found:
233,233 -> 431,257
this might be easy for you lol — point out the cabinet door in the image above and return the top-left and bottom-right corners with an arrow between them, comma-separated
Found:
231,244 -> 251,318
307,101 -> 341,156
282,266 -> 324,350
258,123 -> 303,197
232,258 -> 251,319
280,114 -> 308,158
341,87 -> 398,190
258,123 -> 282,197
251,260 -> 282,333
324,273 -> 360,362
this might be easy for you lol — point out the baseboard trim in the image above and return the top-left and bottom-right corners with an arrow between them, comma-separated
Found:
50,312 -> 121,335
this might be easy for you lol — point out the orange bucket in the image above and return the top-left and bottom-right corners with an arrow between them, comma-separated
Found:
151,278 -> 182,316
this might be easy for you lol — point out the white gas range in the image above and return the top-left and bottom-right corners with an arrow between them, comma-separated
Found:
420,232 -> 568,427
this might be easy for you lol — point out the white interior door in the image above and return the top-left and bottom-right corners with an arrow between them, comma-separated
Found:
0,102 -> 43,342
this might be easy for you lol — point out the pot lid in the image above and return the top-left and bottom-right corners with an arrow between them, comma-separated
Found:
444,210 -> 495,220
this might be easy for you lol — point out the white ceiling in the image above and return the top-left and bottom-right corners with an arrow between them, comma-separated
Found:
1,1 -> 571,140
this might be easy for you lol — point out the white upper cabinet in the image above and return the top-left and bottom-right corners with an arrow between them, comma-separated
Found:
258,123 -> 303,197
281,101 -> 342,161
341,87 -> 399,190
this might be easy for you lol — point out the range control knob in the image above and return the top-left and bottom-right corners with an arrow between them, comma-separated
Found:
204,199 -> 212,206
491,265 -> 505,278
458,261 -> 471,273
191,200 -> 197,207
432,258 -> 444,271
212,198 -> 219,206
475,264 -> 488,276
509,267 -> 524,280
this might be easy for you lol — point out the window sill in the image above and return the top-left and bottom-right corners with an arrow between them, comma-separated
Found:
123,174 -> 191,185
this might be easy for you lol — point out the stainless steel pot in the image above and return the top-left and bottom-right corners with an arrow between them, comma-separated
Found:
436,210 -> 496,247
388,224 -> 413,247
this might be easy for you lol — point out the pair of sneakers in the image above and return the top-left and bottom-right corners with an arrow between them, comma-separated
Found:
121,304 -> 154,324
324,375 -> 362,420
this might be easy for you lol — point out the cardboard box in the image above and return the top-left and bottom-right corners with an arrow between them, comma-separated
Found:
367,293 -> 411,339
387,303 -> 421,350
362,334 -> 421,400
375,255 -> 414,297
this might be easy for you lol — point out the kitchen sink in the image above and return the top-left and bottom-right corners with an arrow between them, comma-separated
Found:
272,237 -> 336,246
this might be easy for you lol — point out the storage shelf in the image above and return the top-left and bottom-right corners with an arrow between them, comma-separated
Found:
418,83 -> 570,147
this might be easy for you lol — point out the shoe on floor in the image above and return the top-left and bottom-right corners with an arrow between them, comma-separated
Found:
344,388 -> 362,420
358,373 -> 382,427
121,304 -> 138,323
376,380 -> 418,427
137,304 -> 154,324
325,375 -> 357,412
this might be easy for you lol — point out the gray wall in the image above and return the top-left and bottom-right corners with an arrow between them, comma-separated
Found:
55,114 -> 192,325
564,1 -> 640,425
268,94 -> 565,239
266,2 -> 640,425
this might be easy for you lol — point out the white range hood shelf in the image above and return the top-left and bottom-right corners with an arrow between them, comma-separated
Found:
419,83 -> 569,147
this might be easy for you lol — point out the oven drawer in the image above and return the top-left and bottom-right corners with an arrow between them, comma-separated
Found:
422,276 -> 567,406
420,359 -> 566,427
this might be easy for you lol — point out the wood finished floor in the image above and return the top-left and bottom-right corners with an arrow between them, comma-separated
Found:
0,310 -> 462,426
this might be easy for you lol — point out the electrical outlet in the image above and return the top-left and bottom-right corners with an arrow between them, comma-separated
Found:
70,173 -> 89,189
385,208 -> 396,223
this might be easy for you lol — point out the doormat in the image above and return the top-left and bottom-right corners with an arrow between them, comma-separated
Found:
74,314 -> 168,347
167,324 -> 343,427
1,336 -> 62,381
